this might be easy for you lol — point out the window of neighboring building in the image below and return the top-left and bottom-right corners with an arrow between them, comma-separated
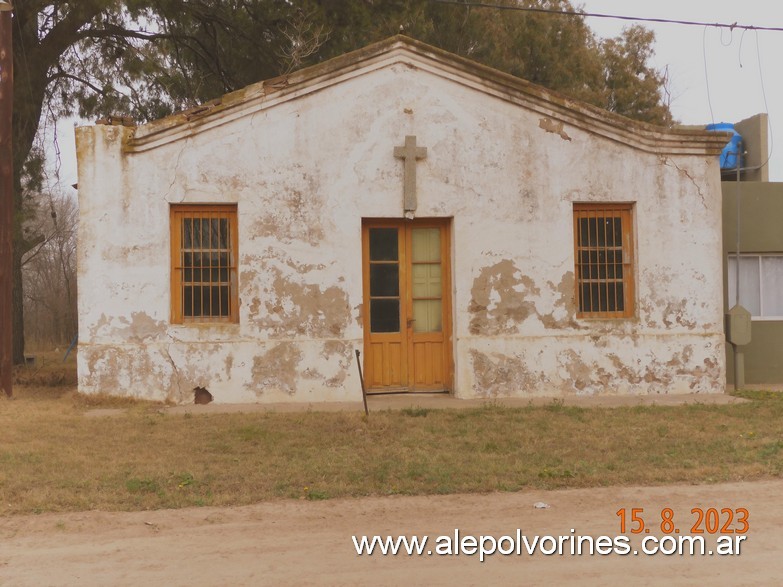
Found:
727,254 -> 783,319
573,203 -> 635,318
170,204 -> 238,324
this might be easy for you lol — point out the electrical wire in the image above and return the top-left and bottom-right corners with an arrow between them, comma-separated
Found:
703,27 -> 715,126
754,30 -> 774,168
739,28 -> 748,68
719,26 -> 735,46
431,0 -> 783,32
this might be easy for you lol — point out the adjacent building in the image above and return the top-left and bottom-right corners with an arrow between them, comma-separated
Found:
719,114 -> 783,385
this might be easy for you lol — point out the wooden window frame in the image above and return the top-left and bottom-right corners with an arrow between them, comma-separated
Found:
573,203 -> 635,319
170,204 -> 239,324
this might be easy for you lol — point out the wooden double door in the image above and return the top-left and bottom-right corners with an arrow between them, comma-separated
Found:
361,219 -> 452,392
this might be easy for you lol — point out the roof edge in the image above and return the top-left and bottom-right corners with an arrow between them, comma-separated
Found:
122,35 -> 727,157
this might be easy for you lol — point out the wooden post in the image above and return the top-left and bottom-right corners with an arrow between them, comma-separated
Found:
0,1 -> 14,398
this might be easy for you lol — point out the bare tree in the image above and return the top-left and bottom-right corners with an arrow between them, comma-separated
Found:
277,10 -> 331,74
22,191 -> 78,351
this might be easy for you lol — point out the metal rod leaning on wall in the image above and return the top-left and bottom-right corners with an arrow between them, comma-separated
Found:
355,349 -> 369,416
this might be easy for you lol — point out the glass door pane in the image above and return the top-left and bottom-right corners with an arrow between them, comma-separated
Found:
411,228 -> 442,333
369,228 -> 401,333
413,300 -> 442,332
411,228 -> 440,262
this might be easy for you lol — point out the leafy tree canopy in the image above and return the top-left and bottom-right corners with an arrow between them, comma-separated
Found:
15,1 -> 673,161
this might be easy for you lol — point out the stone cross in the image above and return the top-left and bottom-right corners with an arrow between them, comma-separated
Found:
394,135 -> 427,218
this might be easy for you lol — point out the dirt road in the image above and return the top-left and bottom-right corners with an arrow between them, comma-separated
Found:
1,480 -> 780,586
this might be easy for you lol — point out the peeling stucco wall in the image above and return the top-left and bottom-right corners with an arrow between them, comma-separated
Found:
75,41 -> 725,402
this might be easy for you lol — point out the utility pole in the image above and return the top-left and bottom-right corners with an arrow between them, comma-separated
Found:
0,0 -> 14,398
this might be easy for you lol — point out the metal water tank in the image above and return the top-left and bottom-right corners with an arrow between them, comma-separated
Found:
706,122 -> 744,170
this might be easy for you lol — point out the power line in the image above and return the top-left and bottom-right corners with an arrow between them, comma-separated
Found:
431,0 -> 783,32
703,28 -> 715,125
753,30 -> 774,166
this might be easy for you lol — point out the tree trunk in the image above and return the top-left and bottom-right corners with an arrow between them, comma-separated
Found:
12,10 -> 48,365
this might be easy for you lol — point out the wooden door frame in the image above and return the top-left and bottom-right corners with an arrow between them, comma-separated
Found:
361,218 -> 453,393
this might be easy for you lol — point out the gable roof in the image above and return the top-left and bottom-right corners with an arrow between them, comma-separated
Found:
124,35 -> 727,156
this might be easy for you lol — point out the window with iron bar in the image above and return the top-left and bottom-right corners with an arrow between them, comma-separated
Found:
170,204 -> 238,324
573,203 -> 635,318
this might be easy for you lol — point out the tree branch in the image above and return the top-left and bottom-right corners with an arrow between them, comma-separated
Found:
75,23 -> 181,43
47,70 -> 107,96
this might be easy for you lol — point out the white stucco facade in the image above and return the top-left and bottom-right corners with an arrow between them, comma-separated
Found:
75,36 -> 728,403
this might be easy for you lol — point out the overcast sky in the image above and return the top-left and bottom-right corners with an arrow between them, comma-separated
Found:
581,0 -> 783,179
51,1 -> 783,190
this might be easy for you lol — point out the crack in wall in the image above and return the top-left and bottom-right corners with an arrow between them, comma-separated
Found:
163,343 -> 184,401
660,156 -> 706,207
164,137 -> 191,202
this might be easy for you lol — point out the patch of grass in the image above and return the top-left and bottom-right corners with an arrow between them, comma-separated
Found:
538,467 -> 577,480
2,390 -> 783,514
304,487 -> 329,500
731,389 -> 783,402
759,441 -> 783,459
69,392 -> 165,410
400,406 -> 430,417
126,477 -> 161,494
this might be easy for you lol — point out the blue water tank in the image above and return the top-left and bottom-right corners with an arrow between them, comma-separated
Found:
706,123 -> 744,170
